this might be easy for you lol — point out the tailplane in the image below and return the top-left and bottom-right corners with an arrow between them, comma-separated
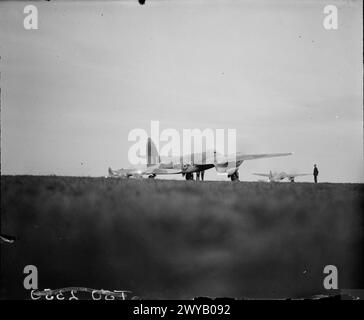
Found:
146,138 -> 160,167
108,167 -> 114,176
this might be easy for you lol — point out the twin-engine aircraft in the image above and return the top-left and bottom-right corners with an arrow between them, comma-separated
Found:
108,167 -> 144,179
108,138 -> 292,181
253,171 -> 310,182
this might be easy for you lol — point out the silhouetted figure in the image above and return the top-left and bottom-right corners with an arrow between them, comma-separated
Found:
196,171 -> 205,181
313,164 -> 319,183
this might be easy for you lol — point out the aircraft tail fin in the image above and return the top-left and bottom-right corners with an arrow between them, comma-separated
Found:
108,167 -> 114,176
147,138 -> 160,167
269,170 -> 273,180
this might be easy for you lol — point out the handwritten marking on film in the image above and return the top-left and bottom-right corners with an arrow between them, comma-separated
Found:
30,287 -> 138,300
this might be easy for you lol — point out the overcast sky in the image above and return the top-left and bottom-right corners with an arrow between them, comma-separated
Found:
0,0 -> 362,182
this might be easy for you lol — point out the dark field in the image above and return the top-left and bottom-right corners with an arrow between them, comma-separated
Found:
1,176 -> 363,299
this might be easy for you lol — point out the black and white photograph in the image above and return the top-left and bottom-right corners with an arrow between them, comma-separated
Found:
0,0 -> 363,306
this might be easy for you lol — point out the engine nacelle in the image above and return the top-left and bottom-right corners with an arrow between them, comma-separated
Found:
215,166 -> 227,174
182,164 -> 196,173
226,167 -> 239,176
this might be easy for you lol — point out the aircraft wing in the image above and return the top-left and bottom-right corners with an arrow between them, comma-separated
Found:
252,173 -> 271,177
194,164 -> 216,171
204,152 -> 292,166
197,152 -> 292,166
233,152 -> 293,162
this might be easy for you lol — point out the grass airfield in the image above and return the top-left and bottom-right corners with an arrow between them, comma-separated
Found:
1,175 -> 363,299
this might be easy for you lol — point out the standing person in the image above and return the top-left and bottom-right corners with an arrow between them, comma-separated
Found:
313,164 -> 319,183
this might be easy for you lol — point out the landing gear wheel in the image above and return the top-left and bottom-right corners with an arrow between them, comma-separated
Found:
230,172 -> 239,181
185,173 -> 194,180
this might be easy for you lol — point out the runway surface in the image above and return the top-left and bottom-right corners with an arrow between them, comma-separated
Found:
1,176 -> 363,299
